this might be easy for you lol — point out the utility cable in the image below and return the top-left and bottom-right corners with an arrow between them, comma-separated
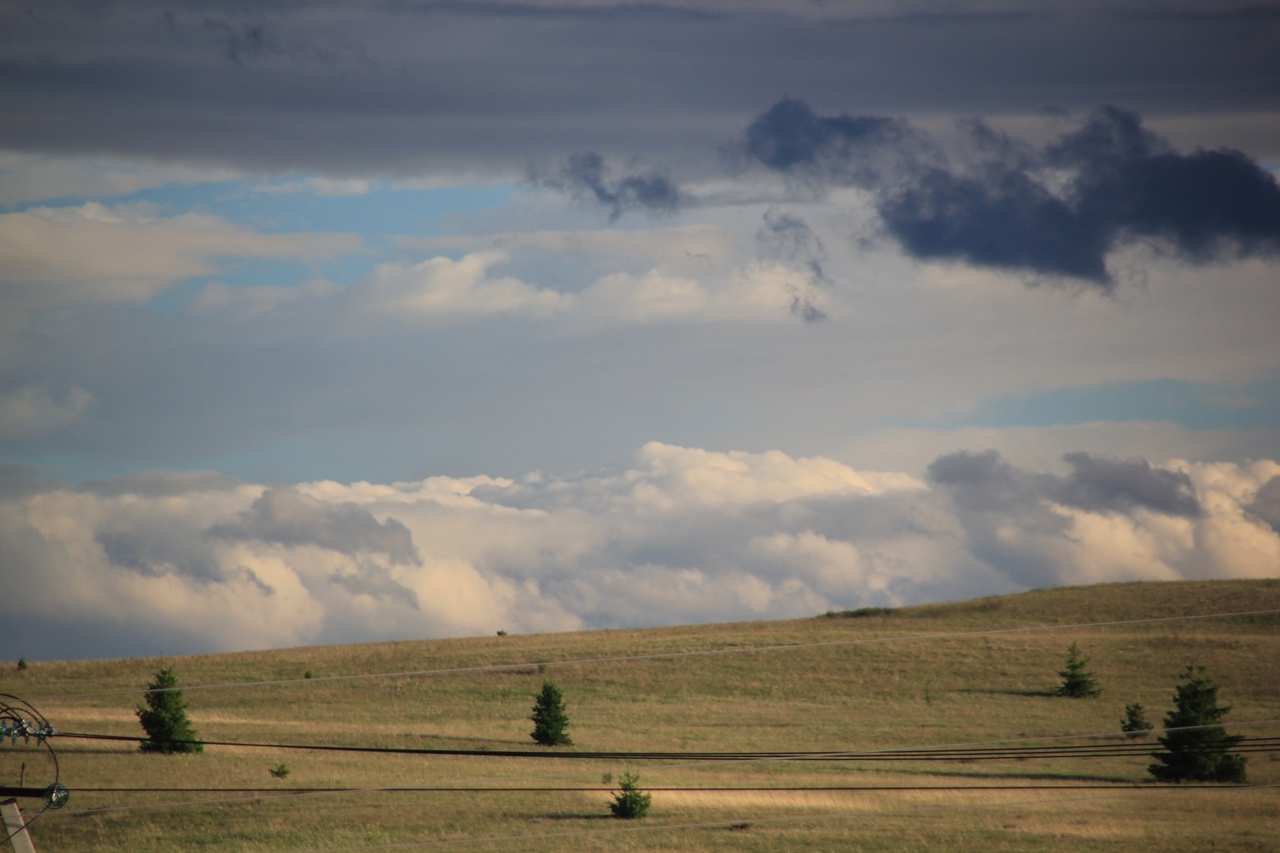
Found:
62,782 -> 1263,793
53,781 -> 1276,822
52,730 -> 1279,763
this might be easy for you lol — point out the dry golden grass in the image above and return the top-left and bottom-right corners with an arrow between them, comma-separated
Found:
2,578 -> 1278,851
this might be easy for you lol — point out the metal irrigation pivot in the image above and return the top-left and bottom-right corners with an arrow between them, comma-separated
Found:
1,798 -> 38,853
2,695 -> 69,852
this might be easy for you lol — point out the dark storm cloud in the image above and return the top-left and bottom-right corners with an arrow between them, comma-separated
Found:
929,448 -> 1200,518
1049,108 -> 1280,263
1050,451 -> 1200,517
740,101 -> 1280,286
880,166 -> 1111,280
208,487 -> 421,565
755,209 -> 828,322
926,448 -> 1205,589
1248,476 -> 1280,533
727,96 -> 930,188
329,567 -> 419,610
96,526 -> 220,581
1,1 -> 1278,173
927,449 -> 1070,587
534,152 -> 683,220
927,449 -> 1033,512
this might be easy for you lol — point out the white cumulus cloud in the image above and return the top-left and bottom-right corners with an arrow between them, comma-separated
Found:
0,202 -> 361,315
0,444 -> 1276,661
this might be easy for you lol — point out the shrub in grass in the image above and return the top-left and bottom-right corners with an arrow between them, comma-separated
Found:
269,763 -> 291,779
608,772 -> 651,819
823,607 -> 894,618
16,657 -> 27,671
1150,666 -> 1246,783
1056,642 -> 1101,698
137,666 -> 203,754
530,681 -> 572,746
1121,702 -> 1153,738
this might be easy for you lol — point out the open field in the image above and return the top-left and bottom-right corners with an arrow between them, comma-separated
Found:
3,579 -> 1279,851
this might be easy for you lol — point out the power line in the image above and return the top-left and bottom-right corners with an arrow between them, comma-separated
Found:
48,719 -> 1279,808
60,783 -> 1264,794
42,724 -> 1279,825
52,730 -> 1280,763
29,606 -> 1280,702
52,781 -> 1277,824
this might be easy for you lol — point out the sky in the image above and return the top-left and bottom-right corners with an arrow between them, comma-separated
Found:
2,0 -> 1279,661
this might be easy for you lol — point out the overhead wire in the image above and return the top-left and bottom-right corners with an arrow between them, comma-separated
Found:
61,783 -> 1258,794
49,780 -> 1273,824
51,729 -> 1280,763
35,705 -> 1279,842
44,721 -> 1279,819
33,720 -> 1280,846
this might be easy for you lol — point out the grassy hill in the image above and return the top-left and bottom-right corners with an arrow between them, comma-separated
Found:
3,578 -> 1278,852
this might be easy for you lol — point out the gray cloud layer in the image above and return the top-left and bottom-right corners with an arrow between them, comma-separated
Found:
2,1 -> 1278,173
929,449 -> 1201,518
209,487 -> 422,566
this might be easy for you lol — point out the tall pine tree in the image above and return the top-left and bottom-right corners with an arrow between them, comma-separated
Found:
137,666 -> 203,754
1149,666 -> 1245,783
529,681 -> 572,746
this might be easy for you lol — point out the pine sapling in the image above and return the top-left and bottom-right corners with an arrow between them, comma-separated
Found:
1121,702 -> 1153,738
1056,642 -> 1101,698
608,772 -> 651,819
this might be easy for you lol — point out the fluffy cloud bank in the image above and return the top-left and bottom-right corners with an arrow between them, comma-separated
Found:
2,443 -> 1277,661
201,243 -> 824,328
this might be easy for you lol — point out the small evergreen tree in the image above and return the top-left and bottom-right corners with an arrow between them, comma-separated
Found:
1149,666 -> 1246,783
1121,702 -> 1153,738
608,772 -> 651,819
529,681 -> 572,746
1056,642 -> 1101,698
136,666 -> 203,754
